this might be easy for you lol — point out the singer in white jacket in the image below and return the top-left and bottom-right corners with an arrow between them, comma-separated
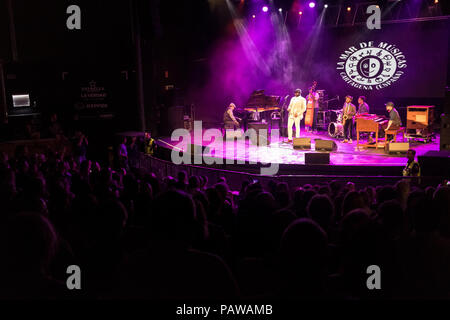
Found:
287,88 -> 307,141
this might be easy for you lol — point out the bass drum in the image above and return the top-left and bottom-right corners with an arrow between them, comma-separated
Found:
328,122 -> 344,138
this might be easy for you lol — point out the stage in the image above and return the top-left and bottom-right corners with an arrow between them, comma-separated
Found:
155,129 -> 440,177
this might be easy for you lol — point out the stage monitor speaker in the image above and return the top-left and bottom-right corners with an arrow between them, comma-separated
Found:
440,114 -> 450,151
418,151 -> 450,178
315,139 -> 337,151
293,137 -> 311,149
385,142 -> 410,154
248,122 -> 270,146
305,152 -> 330,165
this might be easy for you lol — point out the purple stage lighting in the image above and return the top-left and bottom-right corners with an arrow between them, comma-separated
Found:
309,2 -> 315,8
262,6 -> 268,12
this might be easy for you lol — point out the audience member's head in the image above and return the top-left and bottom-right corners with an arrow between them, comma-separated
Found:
149,190 -> 198,247
177,171 -> 187,184
342,191 -> 367,217
0,212 -> 58,276
378,200 -> 404,238
188,176 -> 200,191
307,194 -> 335,232
376,185 -> 398,206
433,186 -> 450,238
280,218 -> 328,296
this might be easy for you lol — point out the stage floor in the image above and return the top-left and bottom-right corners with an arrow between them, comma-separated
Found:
157,129 -> 440,167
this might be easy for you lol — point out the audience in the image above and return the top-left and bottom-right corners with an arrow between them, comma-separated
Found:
0,144 -> 449,300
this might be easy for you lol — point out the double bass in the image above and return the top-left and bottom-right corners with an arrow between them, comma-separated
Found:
304,81 -> 318,129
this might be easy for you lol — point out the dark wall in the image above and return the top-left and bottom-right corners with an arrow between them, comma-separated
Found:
0,0 -> 140,138
0,0 -> 12,62
291,19 -> 450,117
6,0 -> 133,66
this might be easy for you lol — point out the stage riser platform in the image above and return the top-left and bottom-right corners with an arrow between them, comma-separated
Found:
155,128 -> 441,178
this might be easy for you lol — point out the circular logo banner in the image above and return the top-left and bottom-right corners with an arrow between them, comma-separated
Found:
336,41 -> 407,90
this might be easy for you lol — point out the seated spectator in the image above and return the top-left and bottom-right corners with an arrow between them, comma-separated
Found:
279,219 -> 328,298
377,200 -> 404,240
116,190 -> 239,299
307,194 -> 335,234
341,191 -> 368,218
175,171 -> 188,191
434,186 -> 450,239
0,212 -> 67,299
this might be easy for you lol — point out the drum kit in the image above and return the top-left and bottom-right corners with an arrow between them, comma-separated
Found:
327,109 -> 344,138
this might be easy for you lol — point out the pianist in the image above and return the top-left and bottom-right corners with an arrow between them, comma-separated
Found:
223,103 -> 241,130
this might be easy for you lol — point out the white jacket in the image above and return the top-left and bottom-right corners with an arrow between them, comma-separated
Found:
287,96 -> 306,119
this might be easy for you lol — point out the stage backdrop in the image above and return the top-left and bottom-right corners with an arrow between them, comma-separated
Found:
292,19 -> 449,111
187,17 -> 449,122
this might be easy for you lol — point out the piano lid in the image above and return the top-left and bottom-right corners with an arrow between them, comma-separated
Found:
245,90 -> 280,108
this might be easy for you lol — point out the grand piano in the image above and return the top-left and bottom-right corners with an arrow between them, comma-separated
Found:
235,90 -> 281,131
355,114 -> 389,149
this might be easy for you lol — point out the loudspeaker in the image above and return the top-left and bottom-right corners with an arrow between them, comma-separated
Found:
418,151 -> 450,177
440,114 -> 450,151
293,137 -> 311,149
305,152 -> 330,165
385,142 -> 410,154
315,139 -> 338,151
248,122 -> 270,146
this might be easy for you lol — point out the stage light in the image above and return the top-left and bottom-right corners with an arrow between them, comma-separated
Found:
262,6 -> 268,12
434,0 -> 438,4
299,11 -> 303,15
347,6 -> 351,12
278,8 -> 282,12
324,4 -> 328,8
252,14 -> 256,18
309,2 -> 315,8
